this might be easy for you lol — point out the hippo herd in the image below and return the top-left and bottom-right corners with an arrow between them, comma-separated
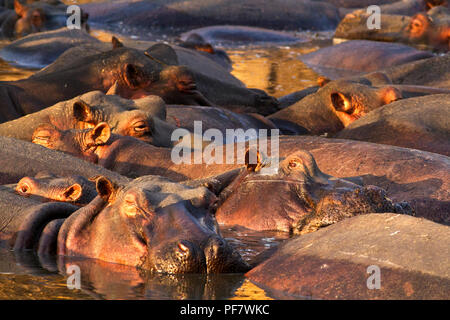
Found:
0,0 -> 449,300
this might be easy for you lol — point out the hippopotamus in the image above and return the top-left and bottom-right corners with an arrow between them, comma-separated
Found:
180,26 -> 307,45
0,0 -> 89,39
374,53 -> 450,88
14,173 -> 97,206
0,174 -> 250,274
300,40 -> 434,79
0,91 -> 178,147
268,79 -> 402,134
0,43 -> 278,117
335,4 -> 449,50
166,105 -> 278,141
0,28 -> 100,69
334,94 -> 450,156
406,6 -> 450,51
177,33 -> 232,71
30,122 -> 241,181
29,124 -> 449,224
0,135 -> 129,185
344,0 -> 446,17
215,149 -> 411,233
82,0 -> 340,32
246,213 -> 450,299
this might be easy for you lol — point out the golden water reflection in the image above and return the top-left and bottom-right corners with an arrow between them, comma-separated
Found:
227,44 -> 324,98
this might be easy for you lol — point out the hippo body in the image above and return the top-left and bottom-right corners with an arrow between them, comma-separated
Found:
0,175 -> 250,274
180,26 -> 307,45
300,40 -> 434,79
0,28 -> 101,69
166,105 -> 277,141
29,128 -> 450,224
82,0 -> 341,32
247,213 -> 450,299
335,94 -> 450,156
0,136 -> 129,185
335,6 -> 449,50
0,91 -> 176,146
215,150 -> 411,233
268,79 -> 402,134
0,44 -> 278,118
0,0 -> 89,40
377,53 -> 450,88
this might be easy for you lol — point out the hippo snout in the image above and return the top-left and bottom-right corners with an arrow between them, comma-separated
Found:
151,240 -> 207,274
204,236 -> 251,273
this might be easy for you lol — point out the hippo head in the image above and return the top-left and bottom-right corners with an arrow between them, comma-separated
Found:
16,173 -> 97,206
102,44 -> 212,106
215,149 -> 411,234
13,0 -> 46,38
69,92 -> 173,146
321,79 -> 402,128
57,176 -> 250,274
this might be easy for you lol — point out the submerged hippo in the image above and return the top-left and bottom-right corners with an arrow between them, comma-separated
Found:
335,94 -> 450,156
14,173 -> 97,206
0,28 -> 100,69
0,135 -> 128,185
180,26 -> 306,45
215,149 -> 411,233
335,5 -> 449,50
406,6 -> 450,51
0,0 -> 89,39
0,91 -> 178,147
268,79 -> 402,134
82,0 -> 340,32
0,43 -> 278,117
300,40 -> 433,79
375,53 -> 450,88
0,175 -> 250,273
247,213 -> 450,299
28,130 -> 450,224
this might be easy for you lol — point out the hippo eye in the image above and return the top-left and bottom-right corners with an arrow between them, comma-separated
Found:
132,121 -> 149,133
123,194 -> 141,217
289,159 -> 303,169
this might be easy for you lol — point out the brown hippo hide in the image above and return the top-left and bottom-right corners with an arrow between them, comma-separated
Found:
14,173 -> 97,206
246,213 -> 450,299
335,94 -> 450,156
0,91 -> 174,146
30,124 -> 450,224
366,53 -> 450,88
268,79 -> 402,134
166,105 -> 277,140
300,40 -> 433,79
57,175 -> 250,274
215,149 -> 410,233
0,136 -> 129,185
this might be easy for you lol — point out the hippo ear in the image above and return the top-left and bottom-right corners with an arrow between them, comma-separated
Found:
106,81 -> 119,95
87,122 -> 111,146
32,124 -> 60,148
145,43 -> 179,66
111,36 -> 124,49
378,86 -> 402,105
245,148 -> 263,172
330,92 -> 353,113
73,101 -> 94,122
407,13 -> 431,38
123,64 -> 148,89
317,76 -> 331,87
62,184 -> 83,202
95,176 -> 118,203
14,0 -> 27,17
